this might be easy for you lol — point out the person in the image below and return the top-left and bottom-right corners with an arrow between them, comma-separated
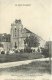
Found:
1,50 -> 5,54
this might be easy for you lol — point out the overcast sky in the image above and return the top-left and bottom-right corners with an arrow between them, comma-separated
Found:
0,0 -> 52,41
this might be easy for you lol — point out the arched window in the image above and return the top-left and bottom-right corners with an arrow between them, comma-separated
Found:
15,28 -> 16,31
14,42 -> 17,48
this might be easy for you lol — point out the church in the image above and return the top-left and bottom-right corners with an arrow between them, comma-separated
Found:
0,19 -> 45,52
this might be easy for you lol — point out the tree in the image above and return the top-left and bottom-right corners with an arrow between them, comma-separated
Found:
24,35 -> 40,48
41,41 -> 49,57
24,35 -> 40,53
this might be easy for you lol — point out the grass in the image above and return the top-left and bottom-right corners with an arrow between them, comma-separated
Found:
0,60 -> 51,75
0,52 -> 44,63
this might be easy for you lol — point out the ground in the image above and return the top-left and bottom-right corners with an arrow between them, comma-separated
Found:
0,59 -> 51,80
0,52 -> 44,63
0,52 -> 51,80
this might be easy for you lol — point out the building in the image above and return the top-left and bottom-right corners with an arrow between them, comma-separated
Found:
0,19 -> 45,52
0,33 -> 11,52
10,19 -> 45,50
11,19 -> 24,50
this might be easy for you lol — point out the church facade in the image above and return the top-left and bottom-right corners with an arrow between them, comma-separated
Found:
10,19 -> 36,50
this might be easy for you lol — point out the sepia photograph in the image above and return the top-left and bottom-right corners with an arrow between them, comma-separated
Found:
0,0 -> 52,80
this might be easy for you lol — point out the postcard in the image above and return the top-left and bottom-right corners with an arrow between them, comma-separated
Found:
0,0 -> 52,80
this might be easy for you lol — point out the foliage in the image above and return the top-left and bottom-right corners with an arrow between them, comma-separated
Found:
41,48 -> 49,57
24,36 -> 40,48
41,41 -> 49,57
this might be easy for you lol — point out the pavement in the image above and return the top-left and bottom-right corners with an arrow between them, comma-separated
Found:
0,58 -> 51,68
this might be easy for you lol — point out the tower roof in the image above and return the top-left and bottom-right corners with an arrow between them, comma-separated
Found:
15,19 -> 21,24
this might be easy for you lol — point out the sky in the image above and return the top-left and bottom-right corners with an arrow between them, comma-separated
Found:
0,0 -> 52,41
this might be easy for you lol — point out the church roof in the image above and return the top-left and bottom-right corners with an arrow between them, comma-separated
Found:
24,28 -> 33,33
24,28 -> 45,42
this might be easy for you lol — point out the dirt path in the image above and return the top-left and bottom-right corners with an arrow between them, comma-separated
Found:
0,58 -> 51,68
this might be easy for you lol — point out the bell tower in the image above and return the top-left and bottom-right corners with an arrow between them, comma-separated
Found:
10,19 -> 24,50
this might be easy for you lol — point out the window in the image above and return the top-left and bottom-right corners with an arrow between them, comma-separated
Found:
14,42 -> 17,48
15,34 -> 16,37
15,28 -> 16,31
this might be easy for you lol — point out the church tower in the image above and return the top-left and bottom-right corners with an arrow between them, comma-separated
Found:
10,19 -> 24,50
